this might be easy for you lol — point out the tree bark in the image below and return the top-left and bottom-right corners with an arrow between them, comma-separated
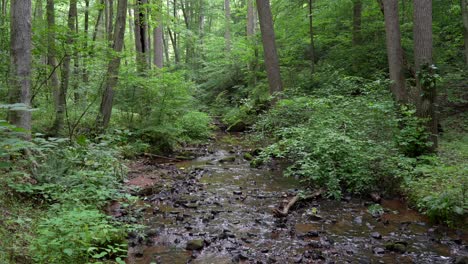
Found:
82,0 -> 90,83
462,0 -> 468,67
225,0 -> 231,53
153,0 -> 163,68
256,0 -> 282,95
93,0 -> 104,42
108,0 -> 114,41
382,0 -> 407,103
309,0 -> 315,73
413,0 -> 437,150
98,0 -> 127,128
51,0 -> 76,135
134,0 -> 150,72
247,0 -> 258,86
352,0 -> 362,46
46,0 -> 60,108
9,0 -> 32,136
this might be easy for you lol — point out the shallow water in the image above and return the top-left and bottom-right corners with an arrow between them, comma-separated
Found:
126,134 -> 467,264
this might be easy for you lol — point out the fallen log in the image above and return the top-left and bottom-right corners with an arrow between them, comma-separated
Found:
273,189 -> 323,217
143,153 -> 182,162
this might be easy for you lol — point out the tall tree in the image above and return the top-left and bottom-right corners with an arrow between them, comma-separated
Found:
46,0 -> 60,108
134,0 -> 150,72
256,0 -> 282,95
352,0 -> 362,46
247,0 -> 258,85
9,0 -> 32,136
462,0 -> 468,67
98,0 -> 128,128
308,0 -> 315,73
225,0 -> 231,52
413,0 -> 437,150
51,0 -> 77,135
382,0 -> 407,103
153,0 -> 163,68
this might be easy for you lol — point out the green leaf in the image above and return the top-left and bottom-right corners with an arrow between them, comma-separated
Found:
92,251 -> 108,259
63,248 -> 74,256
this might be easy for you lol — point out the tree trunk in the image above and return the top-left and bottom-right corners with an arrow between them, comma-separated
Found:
82,0 -> 90,83
352,0 -> 362,46
93,0 -> 104,41
98,0 -> 127,128
108,0 -> 114,40
256,0 -> 282,95
225,0 -> 231,52
413,0 -> 437,150
9,0 -> 32,136
153,0 -> 163,68
309,0 -> 315,73
247,0 -> 258,86
46,0 -> 60,108
462,0 -> 468,67
134,0 -> 150,72
382,0 -> 407,103
51,0 -> 76,135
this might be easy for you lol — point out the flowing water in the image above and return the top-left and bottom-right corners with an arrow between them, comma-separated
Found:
125,134 -> 467,264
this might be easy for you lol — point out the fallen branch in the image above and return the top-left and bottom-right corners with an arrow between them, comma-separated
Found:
273,189 -> 323,217
143,153 -> 182,162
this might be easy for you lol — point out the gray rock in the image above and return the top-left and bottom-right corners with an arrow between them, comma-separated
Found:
186,239 -> 204,250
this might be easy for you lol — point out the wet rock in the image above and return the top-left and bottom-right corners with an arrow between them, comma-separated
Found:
174,238 -> 181,244
370,192 -> 382,203
233,190 -> 243,195
385,241 -> 407,253
186,239 -> 204,250
373,247 -> 385,255
308,214 -> 323,221
293,255 -> 303,263
261,249 -> 269,253
453,256 -> 468,264
308,241 -> 322,248
219,156 -> 236,163
370,232 -> 382,239
354,216 -> 363,225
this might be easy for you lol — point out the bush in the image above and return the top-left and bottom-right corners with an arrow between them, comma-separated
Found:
404,136 -> 468,225
255,90 -> 399,199
30,206 -> 127,264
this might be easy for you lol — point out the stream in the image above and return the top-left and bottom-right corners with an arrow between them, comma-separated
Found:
121,133 -> 467,264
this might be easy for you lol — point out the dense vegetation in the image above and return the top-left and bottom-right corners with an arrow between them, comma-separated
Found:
0,0 -> 467,262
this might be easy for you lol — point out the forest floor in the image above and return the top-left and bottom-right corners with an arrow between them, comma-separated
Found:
116,133 -> 468,264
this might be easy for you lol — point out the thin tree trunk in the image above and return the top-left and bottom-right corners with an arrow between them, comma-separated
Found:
9,0 -> 32,136
462,0 -> 468,67
382,0 -> 407,103
82,0 -> 89,83
46,0 -> 60,107
93,0 -> 104,41
225,0 -> 231,52
247,0 -> 258,86
153,0 -> 164,68
413,0 -> 437,150
51,0 -> 76,135
163,29 -> 170,65
309,0 -> 315,73
256,0 -> 282,95
98,0 -> 127,128
134,0 -> 149,72
108,0 -> 114,40
352,0 -> 362,46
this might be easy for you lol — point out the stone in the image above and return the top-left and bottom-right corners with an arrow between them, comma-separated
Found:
186,239 -> 204,250
370,232 -> 382,239
373,247 -> 385,255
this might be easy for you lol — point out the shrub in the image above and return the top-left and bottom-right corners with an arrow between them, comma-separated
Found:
255,91 -> 399,199
30,206 -> 127,264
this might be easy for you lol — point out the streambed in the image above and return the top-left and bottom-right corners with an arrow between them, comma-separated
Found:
123,134 -> 467,264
